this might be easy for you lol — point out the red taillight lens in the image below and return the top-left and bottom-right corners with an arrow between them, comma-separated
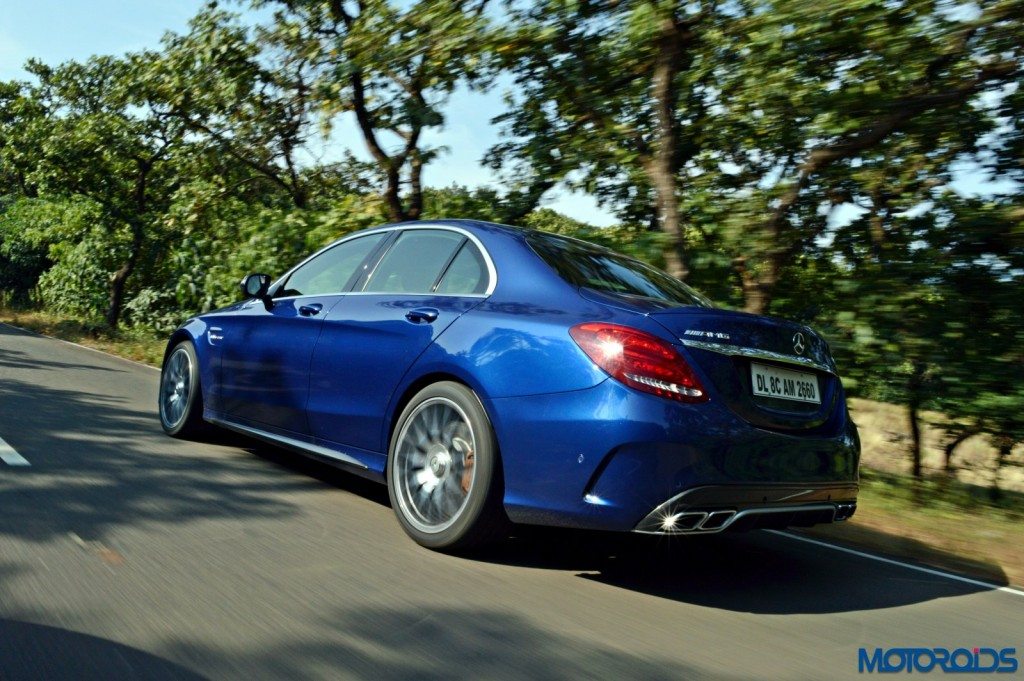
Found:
569,322 -> 707,402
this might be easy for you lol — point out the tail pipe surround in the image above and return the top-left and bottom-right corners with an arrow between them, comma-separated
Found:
635,501 -> 857,535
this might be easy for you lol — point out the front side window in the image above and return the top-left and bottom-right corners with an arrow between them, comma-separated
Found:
276,233 -> 385,298
363,230 -> 465,294
526,231 -> 712,308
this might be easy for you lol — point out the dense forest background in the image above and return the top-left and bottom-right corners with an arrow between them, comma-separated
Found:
1,0 -> 1021,482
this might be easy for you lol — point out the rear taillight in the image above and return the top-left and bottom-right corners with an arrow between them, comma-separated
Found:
569,322 -> 707,402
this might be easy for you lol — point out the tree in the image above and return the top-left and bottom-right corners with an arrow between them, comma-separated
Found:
926,198 -> 1024,492
488,0 -> 737,279
151,6 -> 319,210
17,55 -> 187,328
710,0 -> 1023,314
824,191 -> 1023,481
253,0 -> 494,222
0,81 -> 44,199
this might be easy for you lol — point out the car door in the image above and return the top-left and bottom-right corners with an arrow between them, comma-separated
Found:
307,227 -> 493,453
217,232 -> 388,435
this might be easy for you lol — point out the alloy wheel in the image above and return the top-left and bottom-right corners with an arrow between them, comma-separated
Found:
392,397 -> 477,534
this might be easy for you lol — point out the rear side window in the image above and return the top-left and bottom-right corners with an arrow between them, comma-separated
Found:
363,230 -> 464,294
436,243 -> 488,295
526,231 -> 711,307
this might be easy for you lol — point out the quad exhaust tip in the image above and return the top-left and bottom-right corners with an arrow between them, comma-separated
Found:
636,502 -> 854,535
659,509 -> 736,533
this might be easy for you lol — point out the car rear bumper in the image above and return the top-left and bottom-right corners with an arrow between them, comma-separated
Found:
485,379 -> 860,533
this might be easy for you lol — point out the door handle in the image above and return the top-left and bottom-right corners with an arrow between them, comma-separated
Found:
405,307 -> 439,324
299,303 -> 323,316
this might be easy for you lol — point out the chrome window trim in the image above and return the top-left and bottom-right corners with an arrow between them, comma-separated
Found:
359,226 -> 496,296
266,292 -> 488,303
270,228 -> 391,299
208,416 -> 367,469
679,338 -> 835,375
267,224 -> 497,301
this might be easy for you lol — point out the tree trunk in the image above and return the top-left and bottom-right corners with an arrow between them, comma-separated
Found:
348,68 -> 410,223
990,435 -> 1013,502
869,186 -> 890,263
105,224 -> 143,330
740,268 -> 776,316
906,362 -> 927,479
943,427 -> 978,472
908,401 -> 923,479
648,12 -> 688,281
106,161 -> 149,330
734,255 -> 770,316
406,150 -> 423,221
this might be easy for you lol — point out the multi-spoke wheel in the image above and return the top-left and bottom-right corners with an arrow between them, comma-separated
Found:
158,341 -> 207,438
388,382 -> 506,550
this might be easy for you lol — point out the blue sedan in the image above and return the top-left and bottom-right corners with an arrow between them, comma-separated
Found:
159,220 -> 859,549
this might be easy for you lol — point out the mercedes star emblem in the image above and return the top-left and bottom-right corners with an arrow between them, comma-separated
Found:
793,332 -> 806,355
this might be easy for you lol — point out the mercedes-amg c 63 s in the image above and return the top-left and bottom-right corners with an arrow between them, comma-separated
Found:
159,220 -> 859,549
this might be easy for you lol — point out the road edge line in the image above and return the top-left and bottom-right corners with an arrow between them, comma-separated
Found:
0,321 -> 160,373
768,529 -> 1024,598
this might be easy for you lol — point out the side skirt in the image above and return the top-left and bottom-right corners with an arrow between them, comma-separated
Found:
206,414 -> 369,471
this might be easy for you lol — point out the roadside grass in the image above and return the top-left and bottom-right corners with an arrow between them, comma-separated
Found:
808,468 -> 1024,587
3,305 -> 1021,586
850,397 -> 1024,494
836,400 -> 1024,583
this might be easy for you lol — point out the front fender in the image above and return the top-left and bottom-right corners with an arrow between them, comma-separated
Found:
164,317 -> 220,413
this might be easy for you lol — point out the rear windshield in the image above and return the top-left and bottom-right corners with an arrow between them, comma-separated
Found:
526,231 -> 712,308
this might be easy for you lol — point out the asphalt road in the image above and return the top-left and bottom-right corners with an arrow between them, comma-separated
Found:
1,321 -> 1021,680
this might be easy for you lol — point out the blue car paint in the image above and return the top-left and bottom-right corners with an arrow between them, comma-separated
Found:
166,219 -> 860,531
308,293 -> 483,453
485,377 -> 858,531
217,294 -> 345,434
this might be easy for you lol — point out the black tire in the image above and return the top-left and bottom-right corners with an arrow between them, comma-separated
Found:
158,340 -> 208,439
387,381 -> 507,550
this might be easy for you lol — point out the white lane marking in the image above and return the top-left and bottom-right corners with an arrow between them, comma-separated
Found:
0,435 -> 30,466
769,530 -> 1024,598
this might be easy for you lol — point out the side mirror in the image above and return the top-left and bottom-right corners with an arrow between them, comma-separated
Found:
241,273 -> 272,305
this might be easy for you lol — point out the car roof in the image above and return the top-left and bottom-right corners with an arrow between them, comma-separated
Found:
381,219 -> 526,237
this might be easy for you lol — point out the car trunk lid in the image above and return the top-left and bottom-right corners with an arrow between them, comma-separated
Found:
647,306 -> 841,432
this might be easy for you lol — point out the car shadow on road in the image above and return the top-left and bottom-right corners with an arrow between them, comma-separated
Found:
195,436 -> 1006,617
208,431 -> 392,507
465,525 -> 1005,615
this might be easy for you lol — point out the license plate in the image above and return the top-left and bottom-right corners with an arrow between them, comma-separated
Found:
750,362 -> 820,404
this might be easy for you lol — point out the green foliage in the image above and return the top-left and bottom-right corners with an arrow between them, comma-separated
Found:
523,209 -> 668,265
420,185 -> 507,223
39,231 -> 129,320
0,202 -> 49,305
0,197 -> 101,309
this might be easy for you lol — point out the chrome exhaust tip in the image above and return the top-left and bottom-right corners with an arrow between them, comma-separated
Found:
834,501 -> 856,521
700,509 -> 736,531
635,502 -> 848,535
